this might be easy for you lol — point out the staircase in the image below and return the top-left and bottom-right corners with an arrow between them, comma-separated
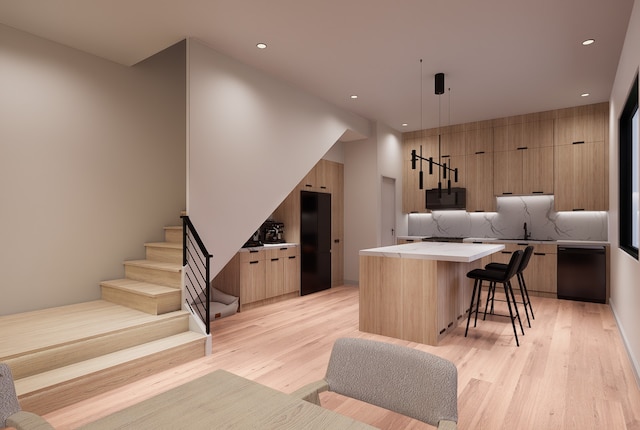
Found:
2,225 -> 208,415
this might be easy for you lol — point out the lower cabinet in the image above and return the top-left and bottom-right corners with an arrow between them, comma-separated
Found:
212,245 -> 301,311
489,243 -> 557,297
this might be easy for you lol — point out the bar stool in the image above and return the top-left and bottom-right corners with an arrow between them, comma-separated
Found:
484,246 -> 535,327
465,250 -> 524,346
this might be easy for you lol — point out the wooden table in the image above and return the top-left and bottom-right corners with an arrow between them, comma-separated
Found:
78,369 -> 375,429
359,242 -> 504,346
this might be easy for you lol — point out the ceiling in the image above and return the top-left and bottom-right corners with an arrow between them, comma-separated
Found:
0,0 -> 634,133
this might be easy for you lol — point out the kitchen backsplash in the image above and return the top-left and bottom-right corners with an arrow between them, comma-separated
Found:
408,195 -> 608,241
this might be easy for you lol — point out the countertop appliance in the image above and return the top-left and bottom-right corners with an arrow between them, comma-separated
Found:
300,191 -> 331,296
425,187 -> 466,211
557,245 -> 606,303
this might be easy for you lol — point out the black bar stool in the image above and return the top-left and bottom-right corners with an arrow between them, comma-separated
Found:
465,250 -> 524,346
484,245 -> 535,327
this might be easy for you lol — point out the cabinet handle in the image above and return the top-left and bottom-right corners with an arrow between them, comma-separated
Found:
334,239 -> 340,243
517,146 -> 528,150
502,192 -> 513,195
475,151 -> 485,154
439,328 -> 446,335
534,252 -> 546,256
517,243 -> 528,246
573,208 -> 585,211
442,155 -> 451,158
249,250 -> 259,253
250,261 -> 259,264
572,141 -> 585,145
280,247 -> 288,250
271,258 -> 279,261
532,191 -> 544,194
288,256 -> 296,259
305,184 -> 313,187
320,186 -> 327,189
501,251 -> 512,254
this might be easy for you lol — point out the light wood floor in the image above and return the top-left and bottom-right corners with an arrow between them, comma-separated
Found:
43,285 -> 640,430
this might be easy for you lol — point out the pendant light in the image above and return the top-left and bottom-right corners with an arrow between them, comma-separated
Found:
410,61 -> 459,200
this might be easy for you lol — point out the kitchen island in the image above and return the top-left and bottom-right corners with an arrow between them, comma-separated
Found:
359,242 -> 504,345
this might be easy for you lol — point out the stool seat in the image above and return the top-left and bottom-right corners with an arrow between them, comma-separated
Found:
465,250 -> 524,346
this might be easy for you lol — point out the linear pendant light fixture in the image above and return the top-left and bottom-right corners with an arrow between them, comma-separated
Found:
410,60 -> 459,201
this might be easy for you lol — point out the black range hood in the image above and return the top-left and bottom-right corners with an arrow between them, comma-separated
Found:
425,187 -> 466,211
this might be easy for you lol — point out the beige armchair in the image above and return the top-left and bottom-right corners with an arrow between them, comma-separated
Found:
292,338 -> 458,430
1,363 -> 54,430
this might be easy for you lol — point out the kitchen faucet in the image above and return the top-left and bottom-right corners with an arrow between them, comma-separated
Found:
523,222 -> 531,240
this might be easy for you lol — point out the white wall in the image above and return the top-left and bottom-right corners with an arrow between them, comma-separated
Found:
343,122 -> 404,283
609,0 -> 640,383
187,39 -> 370,277
0,26 -> 187,315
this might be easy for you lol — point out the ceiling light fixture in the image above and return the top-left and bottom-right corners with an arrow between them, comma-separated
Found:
350,95 -> 358,99
410,60 -> 459,201
256,43 -> 267,49
581,93 -> 590,97
582,39 -> 595,46
402,123 -> 408,127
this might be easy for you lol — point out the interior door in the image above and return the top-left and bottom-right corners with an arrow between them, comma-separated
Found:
381,176 -> 396,246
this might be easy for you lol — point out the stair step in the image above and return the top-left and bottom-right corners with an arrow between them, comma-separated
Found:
164,226 -> 183,244
15,331 -> 207,415
3,303 -> 191,380
101,279 -> 182,315
145,241 -> 182,264
124,260 -> 181,288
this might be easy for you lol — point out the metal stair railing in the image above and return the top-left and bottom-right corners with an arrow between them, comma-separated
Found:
181,215 -> 212,334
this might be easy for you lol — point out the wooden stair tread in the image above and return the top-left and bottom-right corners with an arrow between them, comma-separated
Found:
14,331 -> 206,395
144,242 -> 181,249
0,301 -> 188,360
123,260 -> 182,272
100,279 -> 179,297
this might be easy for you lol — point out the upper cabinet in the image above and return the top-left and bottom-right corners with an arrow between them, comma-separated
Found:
401,102 -> 609,213
554,106 -> 608,211
493,119 -> 554,196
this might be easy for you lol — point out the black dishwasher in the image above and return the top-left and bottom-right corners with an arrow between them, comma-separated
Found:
557,245 -> 606,303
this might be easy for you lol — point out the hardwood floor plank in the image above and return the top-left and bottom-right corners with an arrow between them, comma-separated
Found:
42,285 -> 640,430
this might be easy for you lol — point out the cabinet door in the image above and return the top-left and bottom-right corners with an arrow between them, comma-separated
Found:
493,150 -> 523,196
438,154 -> 465,188
331,165 -> 344,286
555,111 -> 606,146
240,258 -> 266,304
554,141 -> 606,211
527,251 -> 557,295
284,248 -> 301,294
522,119 -> 554,148
440,131 -> 466,157
523,146 -> 553,195
265,249 -> 284,298
465,128 -> 493,155
466,152 -> 495,212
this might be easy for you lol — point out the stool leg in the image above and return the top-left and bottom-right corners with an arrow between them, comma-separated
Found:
465,279 -> 480,337
502,281 -> 520,347
519,273 -> 535,320
483,281 -> 495,320
473,279 -> 483,328
508,279 -> 525,335
517,273 -> 531,328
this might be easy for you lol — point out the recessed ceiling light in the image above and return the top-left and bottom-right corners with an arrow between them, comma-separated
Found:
402,123 -> 408,127
581,93 -> 590,97
582,39 -> 595,46
256,43 -> 267,49
350,95 -> 358,99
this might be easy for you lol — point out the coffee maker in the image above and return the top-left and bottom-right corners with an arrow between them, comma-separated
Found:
261,220 -> 285,244
242,229 -> 263,248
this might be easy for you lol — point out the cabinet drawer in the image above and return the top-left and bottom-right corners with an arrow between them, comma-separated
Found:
240,249 -> 265,264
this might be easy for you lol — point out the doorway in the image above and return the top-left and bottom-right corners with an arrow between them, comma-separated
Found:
381,176 -> 396,246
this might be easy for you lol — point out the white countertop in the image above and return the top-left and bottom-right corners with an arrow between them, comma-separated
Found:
239,243 -> 298,252
359,242 -> 505,263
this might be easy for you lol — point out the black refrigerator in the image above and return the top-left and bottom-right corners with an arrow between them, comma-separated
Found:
300,191 -> 332,296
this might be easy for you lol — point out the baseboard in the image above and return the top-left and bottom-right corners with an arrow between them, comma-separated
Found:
609,298 -> 640,389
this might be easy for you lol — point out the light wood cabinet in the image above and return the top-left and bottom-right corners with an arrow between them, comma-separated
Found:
466,151 -> 495,212
299,158 -> 336,193
493,119 -> 554,196
239,250 -> 266,305
212,245 -> 300,311
553,107 -> 608,212
402,135 -> 439,212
